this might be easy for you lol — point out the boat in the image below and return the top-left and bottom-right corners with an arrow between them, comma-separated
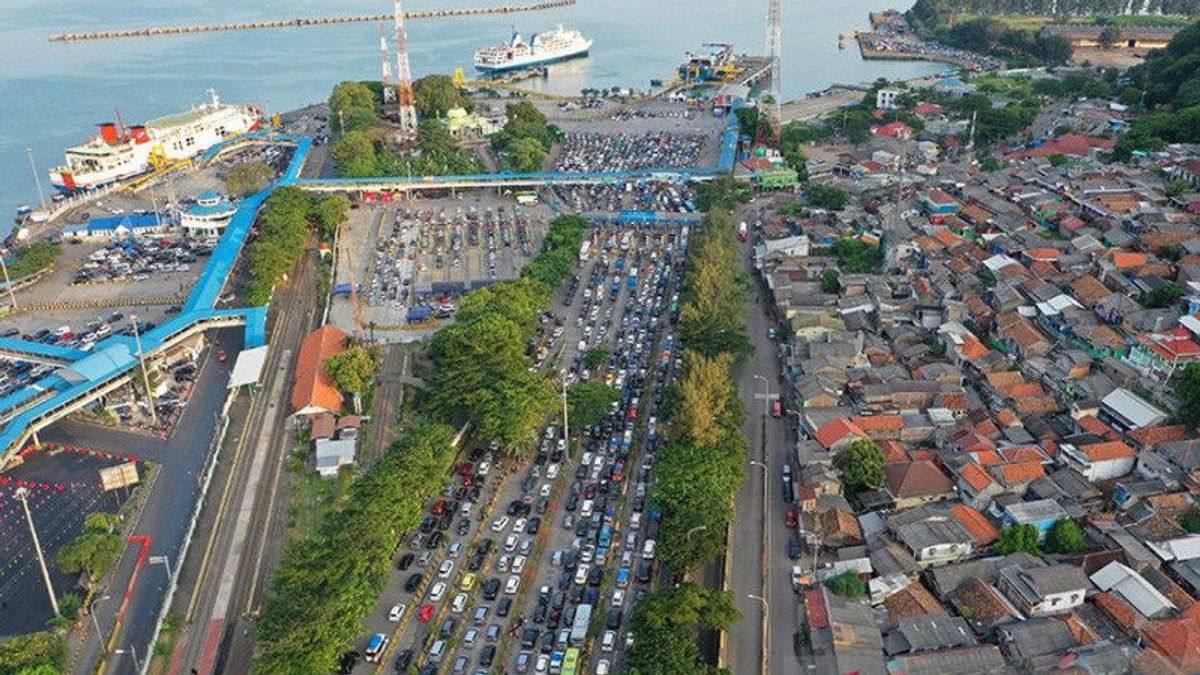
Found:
49,90 -> 260,193
473,26 -> 593,73
650,79 -> 664,87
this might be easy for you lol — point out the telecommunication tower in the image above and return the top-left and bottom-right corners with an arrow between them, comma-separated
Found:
393,0 -> 419,139
380,23 -> 395,105
764,0 -> 782,122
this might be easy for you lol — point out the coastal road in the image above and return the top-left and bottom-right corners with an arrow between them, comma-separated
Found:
167,248 -> 319,675
727,240 -> 803,675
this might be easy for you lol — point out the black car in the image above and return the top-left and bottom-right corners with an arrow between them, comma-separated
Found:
338,650 -> 360,674
477,538 -> 494,555
480,645 -> 496,667
405,573 -> 424,592
457,518 -> 471,536
526,517 -> 542,535
539,631 -> 556,653
588,567 -> 604,587
564,494 -> 579,512
397,553 -> 415,570
533,602 -> 548,624
425,531 -> 443,549
522,627 -> 539,648
482,577 -> 501,600
606,608 -> 623,630
437,512 -> 453,530
575,464 -> 588,479
788,537 -> 803,560
439,617 -> 458,638
393,649 -> 414,672
637,560 -> 653,583
496,597 -> 512,617
468,553 -> 485,572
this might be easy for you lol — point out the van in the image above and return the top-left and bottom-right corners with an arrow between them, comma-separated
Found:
642,539 -> 657,560
460,501 -> 472,518
429,639 -> 447,663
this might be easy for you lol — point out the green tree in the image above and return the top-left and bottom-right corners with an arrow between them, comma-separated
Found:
567,381 -> 621,433
677,209 -> 752,359
835,440 -> 885,495
1166,179 -> 1192,198
1181,511 -> 1200,533
806,183 -> 849,211
492,101 -> 559,154
1142,282 -> 1183,309
506,136 -> 549,173
313,196 -> 350,241
673,351 -> 739,447
223,160 -> 275,197
0,632 -> 67,674
625,584 -> 739,675
455,277 -> 548,331
4,243 -> 61,281
1178,363 -> 1200,429
995,523 -> 1042,556
329,129 -> 379,178
56,513 -> 124,591
412,74 -> 466,118
324,346 -> 378,398
694,174 -> 751,212
1047,153 -> 1068,167
826,571 -> 866,598
826,238 -> 883,273
582,345 -> 610,369
328,81 -> 379,133
1046,519 -> 1086,554
820,269 -> 841,294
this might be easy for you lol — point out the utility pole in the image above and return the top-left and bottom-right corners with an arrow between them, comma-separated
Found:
561,373 -> 569,456
16,487 -> 59,616
130,315 -> 157,426
0,250 -> 19,311
26,147 -> 47,209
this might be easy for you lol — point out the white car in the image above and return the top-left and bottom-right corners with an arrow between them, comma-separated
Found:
429,581 -> 447,601
574,564 -> 590,586
512,555 -> 527,574
478,461 -> 491,476
491,516 -> 510,532
540,483 -> 553,498
535,654 -> 550,673
601,630 -> 616,652
496,554 -> 511,573
505,534 -> 519,552
547,463 -> 560,479
612,590 -> 624,607
596,659 -> 611,675
389,603 -> 407,622
438,560 -> 455,578
513,517 -> 528,533
451,592 -> 468,613
505,574 -> 521,595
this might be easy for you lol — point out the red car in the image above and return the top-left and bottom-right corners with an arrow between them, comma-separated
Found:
461,473 -> 475,487
417,603 -> 435,623
785,508 -> 797,528
217,349 -> 228,363
431,499 -> 447,516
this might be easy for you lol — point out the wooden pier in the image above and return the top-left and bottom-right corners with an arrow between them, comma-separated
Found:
49,0 -> 575,43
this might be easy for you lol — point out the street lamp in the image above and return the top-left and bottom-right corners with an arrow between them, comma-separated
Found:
684,525 -> 708,541
113,645 -> 142,672
0,249 -> 18,311
90,595 -> 111,646
748,460 -> 770,675
748,594 -> 769,675
752,374 -> 770,421
129,315 -> 157,426
15,487 -> 59,616
149,554 -> 173,586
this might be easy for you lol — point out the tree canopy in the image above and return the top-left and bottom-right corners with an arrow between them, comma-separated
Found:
324,346 -> 378,399
224,161 -> 275,198
567,381 -> 620,433
677,209 -> 752,360
412,74 -> 467,118
328,81 -> 379,133
0,632 -> 67,674
56,511 -> 123,591
835,440 -> 885,495
624,584 -> 739,675
1046,519 -> 1086,554
995,523 -> 1042,556
1177,363 -> 1200,429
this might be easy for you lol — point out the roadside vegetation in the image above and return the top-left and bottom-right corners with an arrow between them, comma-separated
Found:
1115,20 -> 1200,157
244,187 -> 349,306
324,344 -> 380,411
254,420 -> 457,674
624,583 -> 740,675
0,631 -> 67,673
3,242 -> 61,283
223,160 -> 276,197
424,214 -> 589,454
491,101 -> 560,173
905,0 -> 1074,66
56,512 -> 123,594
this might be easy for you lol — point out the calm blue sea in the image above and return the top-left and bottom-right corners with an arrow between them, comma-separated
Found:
0,0 -> 941,230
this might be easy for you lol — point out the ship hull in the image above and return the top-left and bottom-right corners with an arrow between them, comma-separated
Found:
475,45 -> 591,73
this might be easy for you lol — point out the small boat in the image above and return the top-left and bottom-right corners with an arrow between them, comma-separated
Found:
650,79 -> 664,87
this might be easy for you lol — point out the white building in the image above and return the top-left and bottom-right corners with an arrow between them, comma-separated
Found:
1060,440 -> 1138,482
876,88 -> 900,110
179,191 -> 237,240
314,438 -> 356,478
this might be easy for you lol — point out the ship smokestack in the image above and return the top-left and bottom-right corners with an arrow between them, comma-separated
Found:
130,125 -> 150,143
99,122 -> 119,144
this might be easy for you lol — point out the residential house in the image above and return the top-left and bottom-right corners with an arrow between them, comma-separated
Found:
1090,561 -> 1176,619
894,517 -> 975,568
1099,387 -> 1167,431
289,325 -> 350,417
998,563 -> 1091,617
1059,440 -> 1138,481
1141,604 -> 1200,673
1001,499 -> 1070,540
1126,326 -> 1200,383
886,460 -> 957,509
806,586 -> 888,675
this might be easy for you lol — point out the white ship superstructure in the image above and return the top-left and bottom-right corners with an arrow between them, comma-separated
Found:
49,90 -> 259,192
474,26 -> 592,72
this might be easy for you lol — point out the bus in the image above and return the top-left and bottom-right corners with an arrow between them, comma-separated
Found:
561,648 -> 581,675
515,190 -> 539,205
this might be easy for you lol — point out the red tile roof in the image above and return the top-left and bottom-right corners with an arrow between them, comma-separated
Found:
1143,604 -> 1200,671
1079,440 -> 1137,462
814,418 -> 866,450
951,503 -> 1000,546
290,325 -> 349,416
879,440 -> 910,463
805,588 -> 829,630
852,414 -> 905,432
1004,133 -> 1115,160
960,462 -> 997,493
1112,250 -> 1148,270
992,461 -> 1047,486
1000,446 -> 1048,464
885,460 -> 954,498
1129,425 -> 1192,448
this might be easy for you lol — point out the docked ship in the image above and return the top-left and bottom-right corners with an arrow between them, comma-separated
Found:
473,26 -> 593,73
49,90 -> 260,193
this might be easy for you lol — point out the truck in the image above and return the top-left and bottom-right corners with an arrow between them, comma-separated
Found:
570,603 -> 592,646
406,305 -> 433,323
627,268 -> 638,290
579,239 -> 592,262
737,221 -> 748,242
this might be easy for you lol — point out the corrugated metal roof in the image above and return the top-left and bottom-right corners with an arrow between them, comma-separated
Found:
1091,561 -> 1175,618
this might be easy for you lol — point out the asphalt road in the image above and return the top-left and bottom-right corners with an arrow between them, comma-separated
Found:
727,237 -> 803,675
60,327 -> 238,675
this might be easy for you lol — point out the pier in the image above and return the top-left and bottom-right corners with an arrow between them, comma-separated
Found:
49,0 -> 575,43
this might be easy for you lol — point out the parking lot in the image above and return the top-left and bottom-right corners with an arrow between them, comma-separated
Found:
347,221 -> 689,675
328,196 -> 553,337
0,446 -> 134,636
